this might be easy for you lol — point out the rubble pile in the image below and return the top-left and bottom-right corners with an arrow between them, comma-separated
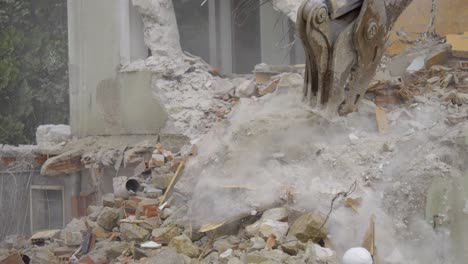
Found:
3,47 -> 466,262
0,193 -> 344,263
367,53 -> 468,108
177,40 -> 468,263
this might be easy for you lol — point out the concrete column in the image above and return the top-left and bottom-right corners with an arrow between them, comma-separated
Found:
119,0 -> 131,65
119,0 -> 147,65
219,0 -> 233,74
67,0 -> 166,137
260,1 -> 291,65
128,3 -> 147,61
208,0 -> 217,67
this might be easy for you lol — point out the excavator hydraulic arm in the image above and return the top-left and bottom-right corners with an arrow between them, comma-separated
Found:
296,0 -> 413,116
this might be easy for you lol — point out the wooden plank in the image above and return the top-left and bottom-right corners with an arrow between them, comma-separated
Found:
160,159 -> 186,205
375,107 -> 389,134
362,216 -> 378,264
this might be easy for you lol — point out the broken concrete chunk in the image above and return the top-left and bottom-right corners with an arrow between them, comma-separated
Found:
79,251 -> 109,264
93,226 -> 110,239
102,193 -> 115,207
237,79 -> 257,97
312,243 -> 338,263
151,153 -> 166,167
213,236 -> 236,253
87,206 -> 103,221
280,235 -> 305,256
64,218 -> 86,233
30,229 -> 61,245
120,223 -> 150,242
152,226 -> 182,243
261,207 -> 288,222
61,231 -> 83,246
202,251 -> 220,263
30,246 -> 60,264
96,207 -> 120,231
246,249 -> 289,263
288,213 -> 328,243
36,124 -> 71,146
250,236 -> 266,250
258,220 -> 289,241
169,234 -> 200,258
152,173 -> 174,189
105,242 -> 129,259
213,78 -> 235,96
141,248 -> 186,264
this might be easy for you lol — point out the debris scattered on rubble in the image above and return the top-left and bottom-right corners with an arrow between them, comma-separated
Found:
345,197 -> 363,212
288,213 -> 328,243
30,230 -> 61,246
36,124 -> 71,147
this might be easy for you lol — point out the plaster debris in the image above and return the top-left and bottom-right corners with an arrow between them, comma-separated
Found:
35,124 -> 71,147
272,0 -> 302,22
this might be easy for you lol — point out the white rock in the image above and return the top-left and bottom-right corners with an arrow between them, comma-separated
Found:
220,248 -> 233,258
261,207 -> 288,222
141,241 -> 162,249
349,133 -> 359,142
406,55 -> 426,73
258,219 -> 289,240
342,247 -> 373,264
250,237 -> 266,250
237,79 -> 257,97
314,244 -> 335,259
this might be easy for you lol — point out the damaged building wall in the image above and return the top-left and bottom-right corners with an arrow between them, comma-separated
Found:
272,0 -> 468,36
394,0 -> 468,37
67,0 -> 167,138
0,151 -> 80,241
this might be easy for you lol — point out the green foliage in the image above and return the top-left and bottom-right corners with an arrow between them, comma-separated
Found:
0,0 -> 69,145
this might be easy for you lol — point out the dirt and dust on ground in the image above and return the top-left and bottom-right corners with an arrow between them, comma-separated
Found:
1,33 -> 468,264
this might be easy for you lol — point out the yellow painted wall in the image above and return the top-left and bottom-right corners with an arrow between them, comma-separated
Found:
393,0 -> 468,36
